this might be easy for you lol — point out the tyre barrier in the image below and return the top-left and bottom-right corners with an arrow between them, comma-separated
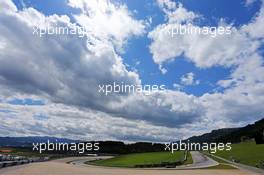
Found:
134,160 -> 182,168
1,161 -> 14,168
0,159 -> 42,169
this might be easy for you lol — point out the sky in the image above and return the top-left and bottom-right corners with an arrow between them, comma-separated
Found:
0,0 -> 264,142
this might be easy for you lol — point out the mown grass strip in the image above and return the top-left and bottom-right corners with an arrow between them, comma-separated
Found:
88,151 -> 184,168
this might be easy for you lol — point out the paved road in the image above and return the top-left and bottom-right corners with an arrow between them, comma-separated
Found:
177,151 -> 218,169
68,156 -> 112,166
0,156 -> 260,175
67,152 -> 218,170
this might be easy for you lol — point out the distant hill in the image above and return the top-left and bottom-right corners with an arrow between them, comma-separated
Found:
0,136 -> 76,147
188,118 -> 264,143
0,137 -> 165,154
187,128 -> 239,143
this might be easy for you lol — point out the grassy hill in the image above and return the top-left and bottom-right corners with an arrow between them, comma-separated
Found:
214,141 -> 264,168
188,118 -> 264,143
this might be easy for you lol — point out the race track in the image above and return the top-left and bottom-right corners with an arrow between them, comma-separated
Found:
0,156 -> 261,175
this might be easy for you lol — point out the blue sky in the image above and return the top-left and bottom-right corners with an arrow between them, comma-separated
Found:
0,0 -> 264,141
12,0 -> 262,96
8,0 -> 261,96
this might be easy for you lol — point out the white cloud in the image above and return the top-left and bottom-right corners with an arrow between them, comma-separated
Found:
173,83 -> 183,90
244,0 -> 257,7
181,72 -> 200,86
242,1 -> 264,39
149,0 -> 264,69
157,0 -> 198,24
0,97 -> 201,142
0,0 -> 140,117
0,0 -> 17,13
67,0 -> 146,51
159,65 -> 168,74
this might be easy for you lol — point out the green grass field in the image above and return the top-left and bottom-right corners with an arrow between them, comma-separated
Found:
184,151 -> 193,165
89,151 -> 185,168
214,141 -> 264,167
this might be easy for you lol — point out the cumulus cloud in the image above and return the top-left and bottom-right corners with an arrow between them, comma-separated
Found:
0,0 -> 205,142
148,0 -> 264,69
108,90 -> 204,127
67,0 -> 146,51
0,98 -> 200,141
0,4 -> 140,107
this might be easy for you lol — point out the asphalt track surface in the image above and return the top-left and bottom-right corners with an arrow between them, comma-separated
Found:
68,151 -> 219,169
177,151 -> 218,169
0,155 -> 262,175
